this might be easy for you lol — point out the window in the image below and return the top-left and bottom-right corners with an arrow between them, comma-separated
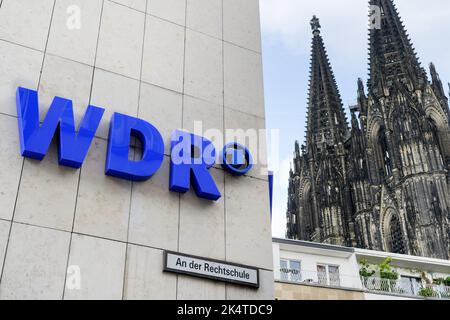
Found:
317,264 -> 340,286
400,276 -> 422,296
280,259 -> 301,283
328,265 -> 340,286
280,260 -> 288,281
373,126 -> 392,180
389,214 -> 406,254
290,261 -> 301,282
317,265 -> 327,285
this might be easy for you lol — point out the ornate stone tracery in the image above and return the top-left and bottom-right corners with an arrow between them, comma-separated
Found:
286,1 -> 450,259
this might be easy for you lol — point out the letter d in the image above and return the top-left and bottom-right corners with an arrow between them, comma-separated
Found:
105,113 -> 164,181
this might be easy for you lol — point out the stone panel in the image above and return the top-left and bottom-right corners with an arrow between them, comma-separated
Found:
184,29 -> 223,106
147,0 -> 186,26
177,275 -> 226,300
182,95 -> 224,154
123,245 -> 177,300
64,234 -> 126,300
141,15 -> 185,92
47,0 -> 103,65
224,107 -> 268,180
112,0 -> 146,12
179,168 -> 225,260
0,41 -> 43,116
225,175 -> 272,270
74,138 -> 132,242
0,220 -> 11,277
96,1 -> 145,79
224,42 -> 264,118
0,115 -> 24,221
138,82 -> 182,155
274,282 -> 365,300
90,68 -> 140,139
226,270 -> 274,300
186,0 -> 222,39
128,158 -> 180,251
223,0 -> 262,52
38,54 -> 93,126
0,223 -> 70,300
0,0 -> 54,51
14,143 -> 79,232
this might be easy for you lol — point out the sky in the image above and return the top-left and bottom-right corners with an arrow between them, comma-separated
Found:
260,0 -> 450,238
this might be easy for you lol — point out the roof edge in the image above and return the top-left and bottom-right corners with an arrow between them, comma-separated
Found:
272,237 -> 355,253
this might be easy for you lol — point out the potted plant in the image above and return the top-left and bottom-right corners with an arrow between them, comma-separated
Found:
378,257 -> 399,280
419,287 -> 435,298
378,257 -> 400,292
359,259 -> 375,288
444,277 -> 450,287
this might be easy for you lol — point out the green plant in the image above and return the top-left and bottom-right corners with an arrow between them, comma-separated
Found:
444,277 -> 450,287
378,257 -> 399,281
419,287 -> 435,298
359,259 -> 375,278
433,276 -> 450,287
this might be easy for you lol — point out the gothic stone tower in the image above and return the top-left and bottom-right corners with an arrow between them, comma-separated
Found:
287,0 -> 450,260
286,16 -> 353,246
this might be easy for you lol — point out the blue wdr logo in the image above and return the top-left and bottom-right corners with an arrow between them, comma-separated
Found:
16,87 -> 253,201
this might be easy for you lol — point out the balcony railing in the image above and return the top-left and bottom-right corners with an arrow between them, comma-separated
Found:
277,270 -> 363,290
361,276 -> 450,299
276,271 -> 450,299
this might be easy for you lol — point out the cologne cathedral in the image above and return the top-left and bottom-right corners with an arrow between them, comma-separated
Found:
286,0 -> 450,259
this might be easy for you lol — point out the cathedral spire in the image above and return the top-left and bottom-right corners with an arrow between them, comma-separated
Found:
306,16 -> 348,155
368,0 -> 428,96
310,15 -> 321,35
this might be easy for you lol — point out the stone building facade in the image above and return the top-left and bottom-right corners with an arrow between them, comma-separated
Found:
0,0 -> 273,299
286,0 -> 450,260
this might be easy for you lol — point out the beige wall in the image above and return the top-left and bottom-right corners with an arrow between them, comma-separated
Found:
0,0 -> 272,300
275,282 -> 365,300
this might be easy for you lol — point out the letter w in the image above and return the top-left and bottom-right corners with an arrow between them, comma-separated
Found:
16,87 -> 104,168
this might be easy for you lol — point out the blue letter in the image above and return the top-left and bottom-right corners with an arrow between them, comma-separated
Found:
169,130 -> 221,201
106,113 -> 164,181
221,142 -> 253,176
16,87 -> 104,168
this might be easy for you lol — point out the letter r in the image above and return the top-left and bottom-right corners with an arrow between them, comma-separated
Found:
169,130 -> 221,201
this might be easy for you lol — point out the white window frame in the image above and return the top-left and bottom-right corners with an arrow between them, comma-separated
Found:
280,259 -> 302,283
316,263 -> 341,287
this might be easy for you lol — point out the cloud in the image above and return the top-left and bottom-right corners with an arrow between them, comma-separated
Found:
260,0 -> 367,56
260,0 -> 450,81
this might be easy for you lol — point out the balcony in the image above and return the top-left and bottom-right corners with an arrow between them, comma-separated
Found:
277,269 -> 363,290
361,276 -> 450,299
276,270 -> 450,300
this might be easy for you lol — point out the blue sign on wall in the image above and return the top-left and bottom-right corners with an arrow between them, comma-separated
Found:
16,87 -> 254,201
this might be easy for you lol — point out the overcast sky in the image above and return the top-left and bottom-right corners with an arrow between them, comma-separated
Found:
260,0 -> 450,238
